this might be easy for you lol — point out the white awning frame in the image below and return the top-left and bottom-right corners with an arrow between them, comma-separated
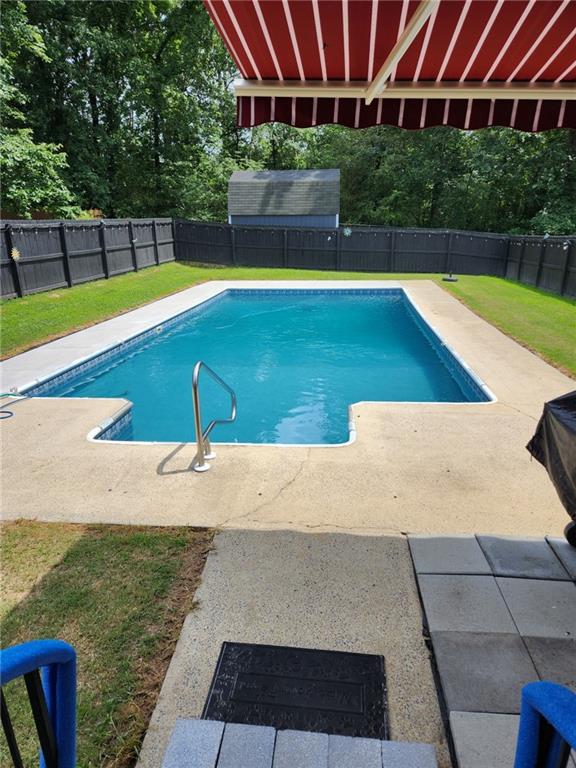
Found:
234,79 -> 576,101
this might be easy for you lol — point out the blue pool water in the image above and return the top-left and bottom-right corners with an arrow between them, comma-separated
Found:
31,290 -> 490,444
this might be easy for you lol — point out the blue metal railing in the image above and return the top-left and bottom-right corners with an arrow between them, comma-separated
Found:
515,682 -> 576,768
0,640 -> 76,768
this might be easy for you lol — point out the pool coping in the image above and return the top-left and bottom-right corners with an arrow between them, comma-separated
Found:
0,280 -> 496,449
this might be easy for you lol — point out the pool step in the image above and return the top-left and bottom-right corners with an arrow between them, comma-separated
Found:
161,718 -> 437,768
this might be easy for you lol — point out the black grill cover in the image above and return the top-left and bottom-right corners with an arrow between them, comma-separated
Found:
527,390 -> 576,522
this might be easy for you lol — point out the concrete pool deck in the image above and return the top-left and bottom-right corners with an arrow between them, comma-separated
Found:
137,529 -> 452,768
0,279 -> 573,534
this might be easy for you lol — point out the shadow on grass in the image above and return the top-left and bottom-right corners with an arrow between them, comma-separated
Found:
0,523 -> 212,768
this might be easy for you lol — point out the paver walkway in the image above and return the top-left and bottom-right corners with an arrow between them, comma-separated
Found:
409,535 -> 576,768
137,530 -> 451,768
161,719 -> 437,768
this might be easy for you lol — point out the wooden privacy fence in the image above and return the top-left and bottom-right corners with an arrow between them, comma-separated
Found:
175,220 -> 575,297
505,235 -> 576,297
175,220 -> 509,275
2,218 -> 574,299
1,219 -> 175,298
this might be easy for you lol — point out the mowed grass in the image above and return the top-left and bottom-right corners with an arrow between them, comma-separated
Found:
0,522 -> 213,768
1,262 -> 574,376
446,276 -> 576,377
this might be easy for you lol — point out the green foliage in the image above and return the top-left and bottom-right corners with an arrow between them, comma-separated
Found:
307,125 -> 576,234
0,0 -> 77,217
0,128 -> 79,217
3,0 -> 575,231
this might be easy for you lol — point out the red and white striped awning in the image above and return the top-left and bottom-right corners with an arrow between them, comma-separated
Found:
204,0 -> 576,131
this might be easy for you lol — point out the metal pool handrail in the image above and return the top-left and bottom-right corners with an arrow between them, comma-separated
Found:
192,361 -> 237,472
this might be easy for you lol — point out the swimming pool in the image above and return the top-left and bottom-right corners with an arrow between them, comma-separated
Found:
26,289 -> 492,444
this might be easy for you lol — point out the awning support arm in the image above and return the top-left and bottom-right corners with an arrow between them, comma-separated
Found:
364,0 -> 437,105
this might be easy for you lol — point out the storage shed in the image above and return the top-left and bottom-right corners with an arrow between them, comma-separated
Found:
228,169 -> 340,228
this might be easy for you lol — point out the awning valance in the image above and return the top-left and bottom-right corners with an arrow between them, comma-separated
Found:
204,0 -> 576,131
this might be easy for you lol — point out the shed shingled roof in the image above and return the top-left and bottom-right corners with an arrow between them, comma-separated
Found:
228,169 -> 340,216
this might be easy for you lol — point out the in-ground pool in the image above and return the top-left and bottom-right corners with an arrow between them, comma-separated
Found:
27,289 -> 492,444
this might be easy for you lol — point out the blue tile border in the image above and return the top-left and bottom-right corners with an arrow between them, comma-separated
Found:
97,409 -> 132,441
403,299 -> 490,402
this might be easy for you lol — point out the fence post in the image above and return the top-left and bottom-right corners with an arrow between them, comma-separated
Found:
128,220 -> 138,271
560,240 -> 573,296
152,220 -> 160,265
99,222 -> 110,279
516,237 -> 526,281
503,237 -> 512,278
230,225 -> 236,265
390,229 -> 396,272
5,225 -> 23,297
445,231 -> 453,274
57,222 -> 73,287
535,238 -> 546,288
335,228 -> 341,271
170,219 -> 176,262
282,228 -> 288,268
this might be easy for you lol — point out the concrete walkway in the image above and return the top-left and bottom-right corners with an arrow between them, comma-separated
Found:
137,530 -> 451,768
0,280 -> 572,535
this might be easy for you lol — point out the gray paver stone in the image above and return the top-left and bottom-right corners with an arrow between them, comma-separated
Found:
217,723 -> 276,768
449,712 -> 519,768
381,741 -> 437,767
162,719 -> 224,768
477,536 -> 570,580
431,632 -> 538,714
418,575 -> 517,634
523,636 -> 576,691
497,578 -> 576,638
409,536 -> 491,575
546,537 -> 576,582
273,730 -> 329,768
327,734 -> 382,768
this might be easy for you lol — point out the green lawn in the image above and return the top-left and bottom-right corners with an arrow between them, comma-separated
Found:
0,522 -> 213,768
1,262 -> 574,376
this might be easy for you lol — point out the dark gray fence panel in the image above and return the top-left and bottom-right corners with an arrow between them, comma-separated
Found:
66,223 -> 105,285
394,230 -> 448,272
11,224 -> 68,294
133,221 -> 155,268
539,239 -> 567,294
175,220 -> 232,264
157,221 -> 175,263
450,232 -> 507,276
286,228 -> 338,270
235,226 -> 285,267
519,238 -> 542,286
103,222 -> 133,276
339,229 -> 392,271
506,239 -> 524,280
1,228 -> 17,298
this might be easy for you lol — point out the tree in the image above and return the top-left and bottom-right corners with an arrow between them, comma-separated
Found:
0,0 -> 77,217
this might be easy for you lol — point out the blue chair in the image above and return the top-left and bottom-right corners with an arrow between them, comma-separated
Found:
515,681 -> 576,768
0,640 -> 76,768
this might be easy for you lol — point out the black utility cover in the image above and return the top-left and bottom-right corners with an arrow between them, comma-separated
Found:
527,390 -> 576,523
202,642 -> 388,739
